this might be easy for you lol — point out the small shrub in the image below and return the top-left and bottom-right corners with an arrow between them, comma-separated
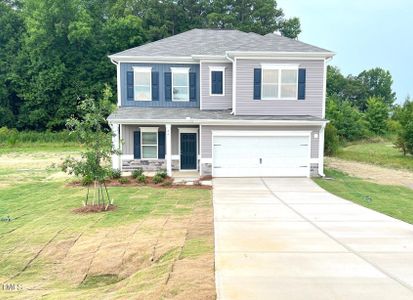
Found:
137,174 -> 147,183
118,177 -> 130,184
324,123 -> 340,156
109,169 -> 121,179
161,180 -> 172,187
152,174 -> 164,184
156,169 -> 168,179
131,168 -> 144,179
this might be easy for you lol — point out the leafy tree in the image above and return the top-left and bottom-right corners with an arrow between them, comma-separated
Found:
15,0 -> 145,130
357,68 -> 396,109
279,17 -> 301,38
326,97 -> 368,141
395,121 -> 413,156
393,97 -> 413,155
365,97 -> 389,135
327,66 -> 396,111
0,1 -> 24,127
324,123 -> 340,156
62,87 -> 117,209
206,0 -> 301,38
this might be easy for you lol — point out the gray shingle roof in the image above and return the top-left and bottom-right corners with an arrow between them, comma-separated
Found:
107,107 -> 326,122
110,29 -> 332,58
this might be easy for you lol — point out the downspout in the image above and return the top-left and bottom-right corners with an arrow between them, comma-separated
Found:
110,58 -> 121,107
225,52 -> 236,115
318,56 -> 333,177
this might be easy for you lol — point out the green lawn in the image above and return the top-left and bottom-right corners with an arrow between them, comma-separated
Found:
0,145 -> 214,299
314,168 -> 413,224
0,142 -> 81,154
335,139 -> 413,171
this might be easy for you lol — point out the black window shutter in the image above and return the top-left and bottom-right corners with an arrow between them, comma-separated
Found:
211,71 -> 223,94
133,131 -> 141,159
152,72 -> 159,101
165,72 -> 172,101
127,71 -> 134,100
253,68 -> 261,100
211,71 -> 217,94
189,72 -> 196,101
158,131 -> 165,159
298,68 -> 306,100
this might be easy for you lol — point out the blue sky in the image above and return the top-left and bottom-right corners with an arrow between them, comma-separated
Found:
278,0 -> 412,103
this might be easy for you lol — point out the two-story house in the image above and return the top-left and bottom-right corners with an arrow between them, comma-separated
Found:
107,29 -> 334,178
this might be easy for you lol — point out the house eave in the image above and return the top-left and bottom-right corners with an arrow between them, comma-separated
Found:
226,51 -> 335,59
108,55 -> 197,63
108,118 -> 329,126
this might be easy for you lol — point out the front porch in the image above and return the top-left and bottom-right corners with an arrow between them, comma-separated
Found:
110,123 -> 202,177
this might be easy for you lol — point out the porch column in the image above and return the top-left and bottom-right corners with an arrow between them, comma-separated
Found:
111,123 -> 121,170
165,123 -> 172,176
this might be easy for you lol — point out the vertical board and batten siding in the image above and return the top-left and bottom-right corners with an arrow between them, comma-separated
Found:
200,125 -> 320,159
120,63 -> 200,107
236,59 -> 324,117
200,62 -> 232,110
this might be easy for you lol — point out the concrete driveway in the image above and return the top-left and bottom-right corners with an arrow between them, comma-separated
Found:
213,178 -> 413,300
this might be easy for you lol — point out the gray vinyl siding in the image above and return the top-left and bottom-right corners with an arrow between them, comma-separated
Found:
120,63 -> 200,107
121,125 -> 199,156
121,125 -> 166,155
235,59 -> 324,117
171,125 -> 200,155
200,125 -> 320,159
201,62 -> 232,110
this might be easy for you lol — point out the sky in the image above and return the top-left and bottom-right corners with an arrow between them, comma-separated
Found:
277,0 -> 412,103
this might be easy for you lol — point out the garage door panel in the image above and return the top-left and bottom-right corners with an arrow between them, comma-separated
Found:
213,134 -> 310,177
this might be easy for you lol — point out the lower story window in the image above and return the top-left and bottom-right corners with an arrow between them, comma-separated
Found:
141,131 -> 158,159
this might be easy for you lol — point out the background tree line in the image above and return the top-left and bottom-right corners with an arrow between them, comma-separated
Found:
0,0 -> 301,130
325,65 -> 412,156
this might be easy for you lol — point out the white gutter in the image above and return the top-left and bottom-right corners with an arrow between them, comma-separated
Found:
226,51 -> 335,59
108,118 -> 329,126
108,55 -> 196,63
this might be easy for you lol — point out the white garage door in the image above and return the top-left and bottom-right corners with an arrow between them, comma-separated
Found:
213,134 -> 310,177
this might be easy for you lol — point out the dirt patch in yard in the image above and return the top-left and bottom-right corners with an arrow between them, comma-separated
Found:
326,157 -> 413,189
72,204 -> 117,213
4,208 -> 215,299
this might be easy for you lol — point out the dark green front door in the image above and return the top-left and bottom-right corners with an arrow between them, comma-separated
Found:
180,133 -> 197,170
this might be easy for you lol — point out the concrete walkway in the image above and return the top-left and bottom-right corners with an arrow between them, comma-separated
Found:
213,178 -> 413,300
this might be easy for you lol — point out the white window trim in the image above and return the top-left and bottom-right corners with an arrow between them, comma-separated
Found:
209,66 -> 225,96
133,66 -> 152,101
171,67 -> 190,102
260,64 -> 299,101
140,127 -> 158,160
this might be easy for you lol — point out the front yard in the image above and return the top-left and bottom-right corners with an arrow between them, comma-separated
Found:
0,145 -> 215,299
335,139 -> 413,171
315,168 -> 413,224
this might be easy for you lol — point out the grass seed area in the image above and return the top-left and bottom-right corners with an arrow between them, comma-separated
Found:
0,145 -> 215,299
335,139 -> 413,171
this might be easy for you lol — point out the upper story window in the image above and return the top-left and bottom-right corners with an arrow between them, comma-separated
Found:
133,67 -> 152,101
140,127 -> 158,159
261,64 -> 298,100
209,66 -> 225,96
171,67 -> 190,101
